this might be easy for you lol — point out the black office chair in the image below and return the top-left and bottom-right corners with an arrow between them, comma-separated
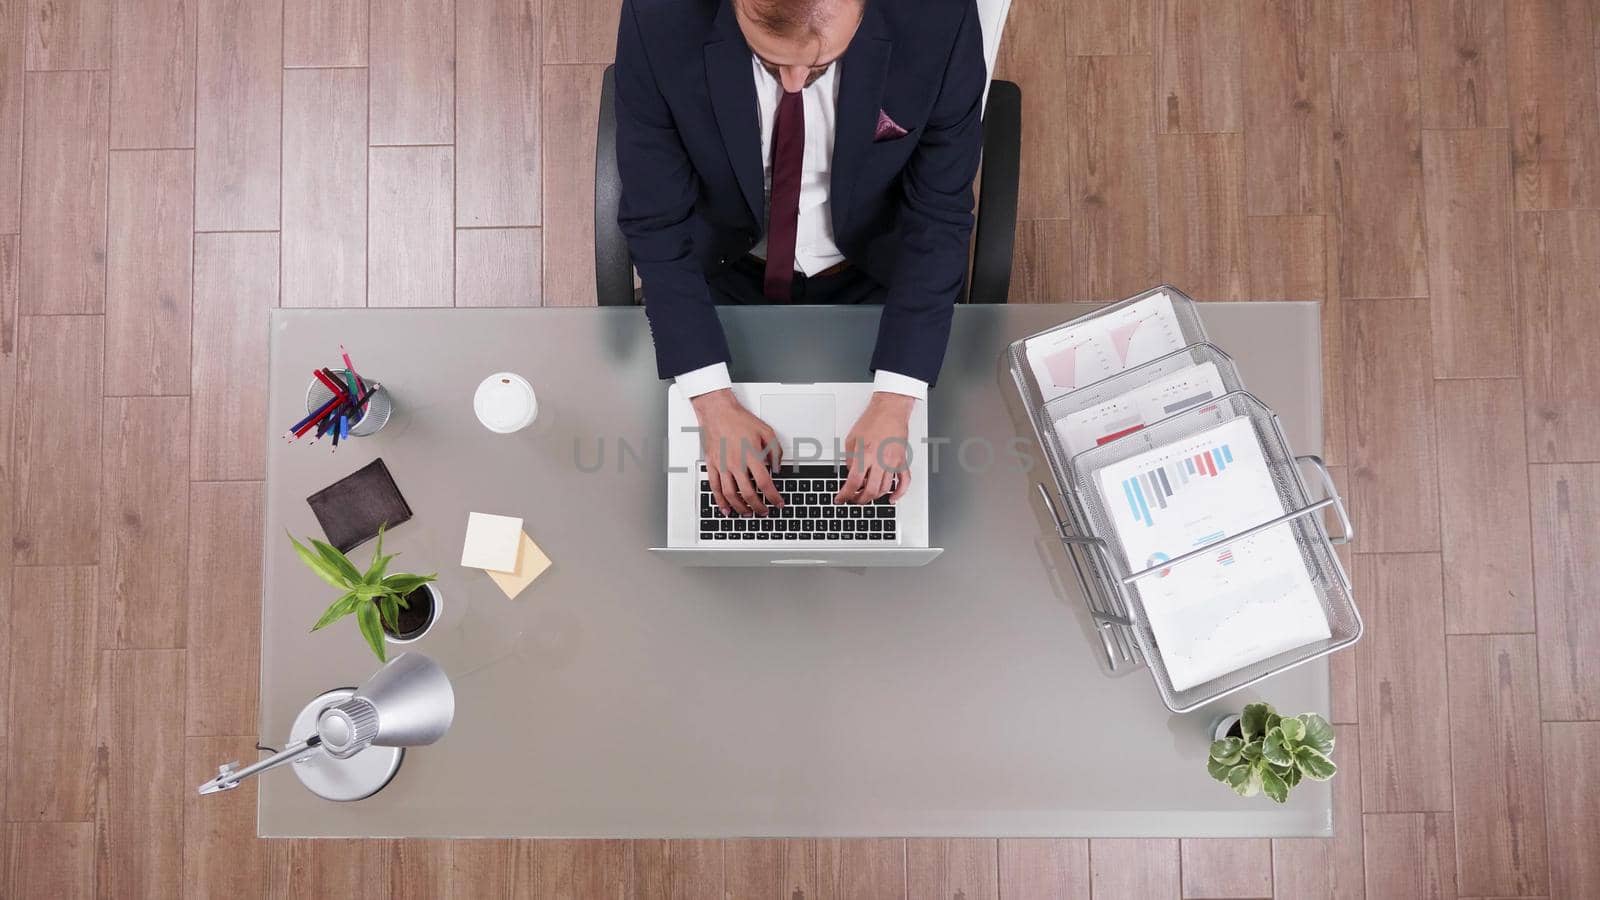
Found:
594,64 -> 1022,306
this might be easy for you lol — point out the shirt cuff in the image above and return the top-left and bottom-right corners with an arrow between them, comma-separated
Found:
872,370 -> 928,401
675,362 -> 732,398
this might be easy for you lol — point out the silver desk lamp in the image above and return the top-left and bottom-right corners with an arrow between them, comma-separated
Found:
197,652 -> 455,801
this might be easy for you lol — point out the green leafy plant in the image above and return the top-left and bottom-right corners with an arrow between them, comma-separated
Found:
290,526 -> 437,663
1207,702 -> 1337,803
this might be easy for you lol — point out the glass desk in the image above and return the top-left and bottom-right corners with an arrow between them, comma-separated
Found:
258,303 -> 1331,837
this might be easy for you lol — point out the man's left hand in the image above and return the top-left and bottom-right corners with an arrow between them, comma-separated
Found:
835,391 -> 915,505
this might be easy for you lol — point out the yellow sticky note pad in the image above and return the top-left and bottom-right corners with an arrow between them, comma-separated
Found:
486,531 -> 551,600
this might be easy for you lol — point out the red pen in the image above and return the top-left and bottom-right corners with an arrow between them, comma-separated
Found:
313,368 -> 351,404
340,345 -> 365,394
290,396 -> 342,438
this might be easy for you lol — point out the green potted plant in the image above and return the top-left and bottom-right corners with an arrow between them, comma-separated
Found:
290,527 -> 439,662
1207,702 -> 1336,803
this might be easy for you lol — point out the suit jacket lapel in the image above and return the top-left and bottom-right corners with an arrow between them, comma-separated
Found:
704,1 -> 765,226
830,2 -> 892,236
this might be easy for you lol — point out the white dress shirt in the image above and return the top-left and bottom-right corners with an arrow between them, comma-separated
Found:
674,56 -> 929,403
749,57 -> 845,276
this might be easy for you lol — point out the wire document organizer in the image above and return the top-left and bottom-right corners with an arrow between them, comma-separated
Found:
1007,286 -> 1362,712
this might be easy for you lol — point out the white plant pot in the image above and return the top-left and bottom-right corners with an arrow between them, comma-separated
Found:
1212,714 -> 1242,742
384,583 -> 441,645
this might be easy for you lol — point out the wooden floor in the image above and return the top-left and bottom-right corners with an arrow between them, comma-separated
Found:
2,0 -> 1598,896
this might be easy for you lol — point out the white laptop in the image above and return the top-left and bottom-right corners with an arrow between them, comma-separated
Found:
651,382 -> 942,567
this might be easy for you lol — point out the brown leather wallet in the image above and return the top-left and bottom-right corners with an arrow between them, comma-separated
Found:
305,458 -> 413,552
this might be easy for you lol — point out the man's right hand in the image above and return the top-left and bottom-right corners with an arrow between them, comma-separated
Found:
691,389 -> 785,516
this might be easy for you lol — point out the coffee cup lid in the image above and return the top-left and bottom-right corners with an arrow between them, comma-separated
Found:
474,373 -> 537,433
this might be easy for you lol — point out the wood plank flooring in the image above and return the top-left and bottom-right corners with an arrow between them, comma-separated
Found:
4,0 -> 1595,895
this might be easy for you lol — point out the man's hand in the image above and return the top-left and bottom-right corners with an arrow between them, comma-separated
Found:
692,389 -> 784,516
836,391 -> 914,505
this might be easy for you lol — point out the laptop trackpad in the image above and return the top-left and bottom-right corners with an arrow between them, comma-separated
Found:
761,394 -> 837,461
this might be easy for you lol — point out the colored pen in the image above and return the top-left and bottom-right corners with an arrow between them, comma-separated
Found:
319,367 -> 353,401
313,368 -> 351,404
293,409 -> 331,440
290,396 -> 342,437
340,345 -> 365,394
339,414 -> 349,441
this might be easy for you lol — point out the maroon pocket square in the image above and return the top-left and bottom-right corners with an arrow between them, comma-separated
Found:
874,109 -> 909,142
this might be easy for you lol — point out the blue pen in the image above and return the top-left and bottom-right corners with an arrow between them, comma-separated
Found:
339,414 -> 349,441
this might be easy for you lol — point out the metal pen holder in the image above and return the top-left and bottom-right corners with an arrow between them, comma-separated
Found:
306,369 -> 393,437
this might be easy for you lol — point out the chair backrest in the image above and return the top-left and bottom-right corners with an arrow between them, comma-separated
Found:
974,0 -> 1014,112
595,66 -> 636,306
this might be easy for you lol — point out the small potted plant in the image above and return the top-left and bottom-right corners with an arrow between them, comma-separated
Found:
290,527 -> 439,662
1207,702 -> 1336,803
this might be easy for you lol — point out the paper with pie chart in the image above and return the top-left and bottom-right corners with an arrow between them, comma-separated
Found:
1054,362 -> 1228,457
1093,417 -> 1332,691
1024,291 -> 1189,403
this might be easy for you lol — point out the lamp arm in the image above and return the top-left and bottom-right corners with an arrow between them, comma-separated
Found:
196,735 -> 322,795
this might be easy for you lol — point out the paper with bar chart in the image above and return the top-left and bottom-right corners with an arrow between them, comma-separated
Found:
1024,291 -> 1188,403
1093,417 -> 1331,691
1054,362 -> 1228,457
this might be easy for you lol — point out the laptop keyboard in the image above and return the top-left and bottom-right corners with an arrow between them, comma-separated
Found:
700,464 -> 898,542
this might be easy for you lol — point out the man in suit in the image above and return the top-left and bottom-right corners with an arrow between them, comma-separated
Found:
615,0 -> 985,516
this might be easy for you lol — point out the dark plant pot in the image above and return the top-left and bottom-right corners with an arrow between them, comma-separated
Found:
1213,714 -> 1243,741
382,583 -> 440,644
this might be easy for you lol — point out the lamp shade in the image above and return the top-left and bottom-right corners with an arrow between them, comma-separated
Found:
316,653 -> 455,758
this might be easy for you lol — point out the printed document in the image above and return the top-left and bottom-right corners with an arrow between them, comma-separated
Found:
1055,362 -> 1228,457
1025,291 -> 1188,403
1093,417 -> 1331,691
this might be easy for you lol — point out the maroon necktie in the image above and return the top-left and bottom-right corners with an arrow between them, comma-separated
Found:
763,89 -> 804,301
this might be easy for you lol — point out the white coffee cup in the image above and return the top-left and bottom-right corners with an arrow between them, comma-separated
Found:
474,373 -> 538,434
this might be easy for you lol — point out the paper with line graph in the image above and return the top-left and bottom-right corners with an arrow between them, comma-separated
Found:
1093,417 -> 1331,691
1054,362 -> 1228,456
1024,291 -> 1188,403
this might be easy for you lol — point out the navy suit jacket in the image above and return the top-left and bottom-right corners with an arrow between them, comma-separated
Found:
614,0 -> 986,386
